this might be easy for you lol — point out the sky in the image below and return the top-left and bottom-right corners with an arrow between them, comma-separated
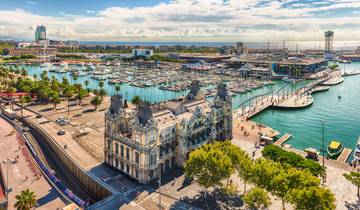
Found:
1,0 -> 360,42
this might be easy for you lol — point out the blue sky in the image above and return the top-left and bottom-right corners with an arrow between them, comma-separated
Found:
1,0 -> 360,41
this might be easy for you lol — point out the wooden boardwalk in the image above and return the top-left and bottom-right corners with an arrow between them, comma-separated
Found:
274,133 -> 292,146
337,148 -> 352,163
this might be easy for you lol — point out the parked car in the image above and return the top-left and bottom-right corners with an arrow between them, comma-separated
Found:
57,130 -> 65,135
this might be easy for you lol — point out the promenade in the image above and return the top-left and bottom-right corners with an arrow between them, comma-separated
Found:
0,117 -> 65,210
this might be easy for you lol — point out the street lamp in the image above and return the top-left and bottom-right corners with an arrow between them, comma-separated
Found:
158,164 -> 162,210
321,120 -> 326,185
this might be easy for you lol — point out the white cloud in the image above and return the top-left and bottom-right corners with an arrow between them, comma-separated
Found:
1,0 -> 360,41
26,1 -> 37,5
86,10 -> 96,14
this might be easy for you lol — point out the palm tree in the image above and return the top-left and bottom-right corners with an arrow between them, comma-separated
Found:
21,68 -> 28,78
7,86 -> 16,110
40,71 -> 48,81
72,74 -> 78,85
20,95 -> 32,117
63,87 -> 73,116
99,81 -> 104,89
84,80 -> 90,92
98,88 -> 107,100
131,95 -> 141,107
14,189 -> 37,210
51,94 -> 61,109
90,96 -> 101,111
93,89 -> 99,96
115,85 -> 121,95
77,89 -> 87,106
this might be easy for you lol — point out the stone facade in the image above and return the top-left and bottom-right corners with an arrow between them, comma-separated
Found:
104,81 -> 232,183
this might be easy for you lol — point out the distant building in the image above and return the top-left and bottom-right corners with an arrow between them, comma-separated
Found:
8,47 -> 58,58
226,56 -> 327,77
132,49 -> 153,58
17,42 -> 32,48
35,26 -> 47,42
104,81 -> 233,183
236,42 -> 244,54
166,53 -> 231,62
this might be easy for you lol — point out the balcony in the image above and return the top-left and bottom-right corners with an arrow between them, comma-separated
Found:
112,135 -> 156,152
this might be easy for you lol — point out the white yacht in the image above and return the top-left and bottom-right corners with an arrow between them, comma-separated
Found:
353,137 -> 360,164
282,76 -> 295,83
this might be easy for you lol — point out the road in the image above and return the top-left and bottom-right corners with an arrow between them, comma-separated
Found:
28,124 -> 98,204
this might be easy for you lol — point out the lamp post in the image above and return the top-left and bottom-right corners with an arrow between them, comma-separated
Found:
321,120 -> 326,185
158,164 -> 162,210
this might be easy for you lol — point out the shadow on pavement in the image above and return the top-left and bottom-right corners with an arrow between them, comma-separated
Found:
37,188 -> 61,206
170,188 -> 244,210
345,200 -> 360,210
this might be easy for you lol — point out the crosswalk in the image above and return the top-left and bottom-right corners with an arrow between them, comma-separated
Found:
137,192 -> 158,204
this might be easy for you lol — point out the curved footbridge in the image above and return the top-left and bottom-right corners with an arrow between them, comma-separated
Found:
233,75 -> 332,120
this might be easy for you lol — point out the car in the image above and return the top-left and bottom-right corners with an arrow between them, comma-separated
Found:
57,130 -> 65,135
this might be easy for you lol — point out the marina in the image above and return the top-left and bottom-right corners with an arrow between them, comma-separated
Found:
253,62 -> 360,162
3,60 -> 358,165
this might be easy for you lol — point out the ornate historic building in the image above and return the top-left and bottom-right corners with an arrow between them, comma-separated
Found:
104,81 -> 232,183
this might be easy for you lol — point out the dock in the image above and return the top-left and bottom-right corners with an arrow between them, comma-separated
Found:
274,133 -> 292,146
337,148 -> 352,163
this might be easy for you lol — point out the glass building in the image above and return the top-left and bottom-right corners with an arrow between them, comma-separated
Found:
35,26 -> 46,41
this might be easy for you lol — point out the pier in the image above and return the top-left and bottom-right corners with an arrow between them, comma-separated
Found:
274,133 -> 292,146
233,75 -> 331,120
337,148 -> 352,163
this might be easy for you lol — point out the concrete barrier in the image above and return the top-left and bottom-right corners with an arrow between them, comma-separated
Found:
21,117 -> 112,201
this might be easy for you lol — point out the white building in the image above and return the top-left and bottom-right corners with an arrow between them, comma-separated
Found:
132,49 -> 153,58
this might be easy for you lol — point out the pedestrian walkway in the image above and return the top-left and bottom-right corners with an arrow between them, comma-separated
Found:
337,148 -> 352,163
274,134 -> 292,146
0,116 -> 65,210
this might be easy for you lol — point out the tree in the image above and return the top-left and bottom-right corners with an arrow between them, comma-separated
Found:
14,189 -> 37,210
289,186 -> 336,210
72,73 -> 78,84
93,89 -> 99,96
250,159 -> 282,191
62,76 -> 69,86
343,171 -> 360,199
99,81 -> 104,89
272,167 -> 320,210
131,95 -> 141,107
7,86 -> 16,110
33,74 -> 37,81
237,153 -> 253,194
40,71 -> 48,81
329,64 -> 339,71
98,88 -> 107,100
90,96 -> 101,111
115,85 -> 121,95
184,143 -> 233,197
262,145 -> 325,176
63,87 -> 73,116
77,89 -> 87,105
244,187 -> 271,210
51,94 -> 61,109
21,68 -> 28,77
20,95 -> 32,117
84,80 -> 90,92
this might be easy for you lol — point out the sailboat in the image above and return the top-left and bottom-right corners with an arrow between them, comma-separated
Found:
40,46 -> 51,69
